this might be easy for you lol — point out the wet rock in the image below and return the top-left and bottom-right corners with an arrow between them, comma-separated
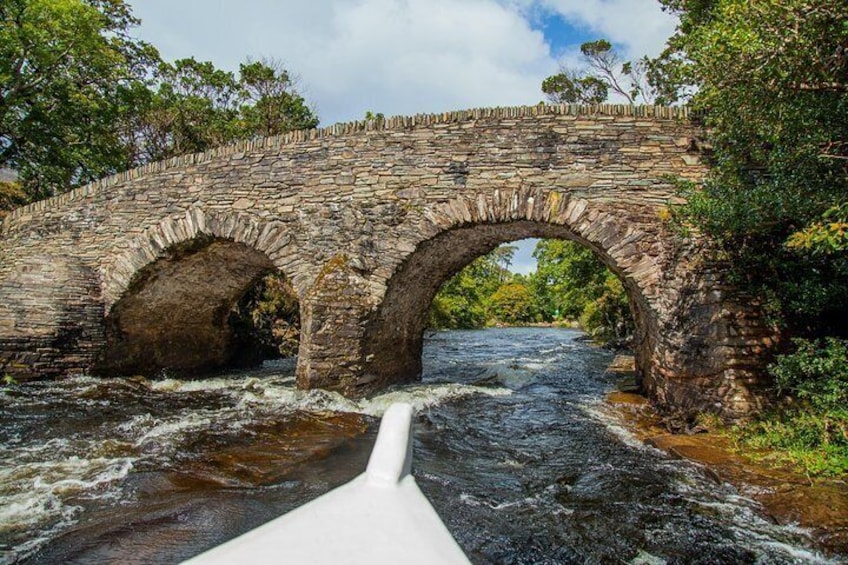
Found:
607,391 -> 649,406
645,434 -> 739,467
178,411 -> 372,487
606,391 -> 848,557
606,354 -> 636,374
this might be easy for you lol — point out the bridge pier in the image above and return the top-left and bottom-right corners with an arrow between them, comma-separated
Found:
295,254 -> 380,395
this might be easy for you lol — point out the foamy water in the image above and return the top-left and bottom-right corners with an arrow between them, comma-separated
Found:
0,367 -> 509,563
1,328 -> 842,564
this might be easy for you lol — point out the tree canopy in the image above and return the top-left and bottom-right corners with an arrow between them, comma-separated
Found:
656,0 -> 848,337
1,0 -> 157,199
123,57 -> 317,168
539,1 -> 848,468
542,39 -> 664,105
0,0 -> 317,202
541,0 -> 847,339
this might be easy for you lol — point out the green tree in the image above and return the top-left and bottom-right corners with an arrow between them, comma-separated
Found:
542,39 -> 662,105
530,239 -> 633,345
427,245 -> 516,329
531,239 -> 607,320
542,69 -> 608,104
489,282 -> 538,325
126,57 -> 318,166
238,59 -> 317,138
644,1 -> 848,471
658,0 -> 848,337
125,57 -> 241,164
364,110 -> 385,123
1,2 -> 319,201
0,0 -> 157,199
578,274 -> 632,346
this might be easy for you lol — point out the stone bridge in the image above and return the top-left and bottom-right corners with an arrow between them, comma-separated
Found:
0,104 -> 772,417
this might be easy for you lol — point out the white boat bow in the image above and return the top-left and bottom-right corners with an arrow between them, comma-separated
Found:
183,402 -> 471,564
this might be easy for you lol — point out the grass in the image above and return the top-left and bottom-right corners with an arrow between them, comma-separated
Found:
730,407 -> 848,478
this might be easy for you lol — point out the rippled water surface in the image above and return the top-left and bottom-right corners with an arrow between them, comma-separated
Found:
0,328 -> 840,564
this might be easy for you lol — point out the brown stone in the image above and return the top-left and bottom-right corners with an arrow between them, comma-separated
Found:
0,104 -> 775,418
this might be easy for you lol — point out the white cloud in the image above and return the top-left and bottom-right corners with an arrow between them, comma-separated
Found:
532,0 -> 677,58
301,0 -> 560,123
130,0 -> 676,125
131,0 -> 558,125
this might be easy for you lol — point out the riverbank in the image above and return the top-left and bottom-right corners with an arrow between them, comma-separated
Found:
604,355 -> 848,556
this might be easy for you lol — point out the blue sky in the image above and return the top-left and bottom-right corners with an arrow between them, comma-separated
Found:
129,0 -> 677,272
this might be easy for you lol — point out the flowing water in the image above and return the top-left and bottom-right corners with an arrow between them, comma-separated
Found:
0,328 -> 841,564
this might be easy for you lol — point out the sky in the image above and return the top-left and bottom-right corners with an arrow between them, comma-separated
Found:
128,0 -> 678,274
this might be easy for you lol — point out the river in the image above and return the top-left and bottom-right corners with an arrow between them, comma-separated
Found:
0,328 -> 839,564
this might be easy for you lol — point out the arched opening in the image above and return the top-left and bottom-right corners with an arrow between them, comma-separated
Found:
362,220 -> 656,392
427,237 -> 635,346
95,235 -> 300,377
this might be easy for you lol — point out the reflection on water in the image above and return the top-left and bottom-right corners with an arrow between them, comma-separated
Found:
0,328 -> 841,564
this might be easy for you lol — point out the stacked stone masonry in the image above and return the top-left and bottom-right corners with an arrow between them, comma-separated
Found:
0,104 -> 774,418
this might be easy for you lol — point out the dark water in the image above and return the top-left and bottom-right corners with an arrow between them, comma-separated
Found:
0,328 -> 839,564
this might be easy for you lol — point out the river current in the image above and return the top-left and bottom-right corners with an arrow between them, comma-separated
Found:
0,328 -> 840,564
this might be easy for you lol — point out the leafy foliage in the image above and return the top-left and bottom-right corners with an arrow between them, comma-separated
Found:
427,246 -> 515,329
578,275 -> 632,346
532,239 -> 633,345
230,273 -> 300,360
489,282 -> 538,325
770,338 -> 848,412
532,239 -> 607,320
542,39 -> 663,105
660,0 -> 848,337
238,59 -> 317,138
1,1 -> 318,201
724,295 -> 848,480
428,239 -> 633,347
646,0 -> 848,474
0,0 -> 158,199
786,202 -> 848,255
119,57 -> 317,169
0,180 -> 27,217
735,409 -> 848,477
542,70 -> 607,105
730,338 -> 848,477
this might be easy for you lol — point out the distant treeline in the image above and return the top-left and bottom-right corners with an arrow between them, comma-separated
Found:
428,241 -> 633,348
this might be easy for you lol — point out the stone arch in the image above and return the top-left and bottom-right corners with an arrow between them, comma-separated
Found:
96,208 -> 302,376
357,188 -> 667,394
0,104 -> 774,416
102,208 -> 302,310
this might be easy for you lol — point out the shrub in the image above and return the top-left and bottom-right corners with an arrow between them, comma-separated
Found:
578,275 -> 633,346
737,408 -> 848,477
769,338 -> 848,411
427,294 -> 487,329
731,338 -> 848,477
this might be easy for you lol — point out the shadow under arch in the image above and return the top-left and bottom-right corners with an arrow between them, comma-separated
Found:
96,209 -> 301,377
361,193 -> 666,393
